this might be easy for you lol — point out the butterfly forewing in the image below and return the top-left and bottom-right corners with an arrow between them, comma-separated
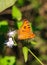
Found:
18,19 -> 35,40
19,20 -> 31,33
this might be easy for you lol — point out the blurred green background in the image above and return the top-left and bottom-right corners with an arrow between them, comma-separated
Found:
0,0 -> 47,65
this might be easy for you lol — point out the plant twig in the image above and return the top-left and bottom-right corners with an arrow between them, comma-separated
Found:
28,48 -> 44,65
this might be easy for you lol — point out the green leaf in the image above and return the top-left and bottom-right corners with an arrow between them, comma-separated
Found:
0,56 -> 16,65
31,41 -> 37,45
0,20 -> 8,33
12,6 -> 22,21
0,0 -> 17,12
17,21 -> 23,29
0,20 -> 8,26
22,47 -> 28,62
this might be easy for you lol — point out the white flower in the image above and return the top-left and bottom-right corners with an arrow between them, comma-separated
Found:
7,30 -> 17,37
5,38 -> 14,47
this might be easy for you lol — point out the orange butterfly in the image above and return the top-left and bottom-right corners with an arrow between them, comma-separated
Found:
17,19 -> 35,40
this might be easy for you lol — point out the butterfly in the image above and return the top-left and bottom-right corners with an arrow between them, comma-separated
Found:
17,19 -> 35,40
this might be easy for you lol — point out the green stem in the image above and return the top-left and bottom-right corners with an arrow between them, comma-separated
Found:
28,48 -> 44,65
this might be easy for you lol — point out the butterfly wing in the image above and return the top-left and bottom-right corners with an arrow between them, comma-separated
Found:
18,19 -> 35,40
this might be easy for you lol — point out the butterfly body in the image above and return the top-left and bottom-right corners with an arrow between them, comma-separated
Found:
18,19 -> 35,40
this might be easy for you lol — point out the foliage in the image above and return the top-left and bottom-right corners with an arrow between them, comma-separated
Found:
0,0 -> 17,12
22,47 -> 28,62
0,0 -> 47,65
0,20 -> 8,33
12,6 -> 22,21
0,56 -> 16,65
